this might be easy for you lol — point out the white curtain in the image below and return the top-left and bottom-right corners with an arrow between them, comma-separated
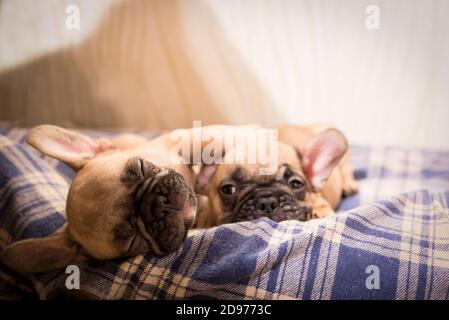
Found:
1,0 -> 448,149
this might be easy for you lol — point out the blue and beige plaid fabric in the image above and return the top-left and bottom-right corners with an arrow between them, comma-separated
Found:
0,124 -> 448,299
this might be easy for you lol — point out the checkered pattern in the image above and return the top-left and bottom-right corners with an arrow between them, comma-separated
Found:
1,124 -> 449,299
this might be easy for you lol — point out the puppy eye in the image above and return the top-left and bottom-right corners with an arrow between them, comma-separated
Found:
220,183 -> 237,196
288,178 -> 304,190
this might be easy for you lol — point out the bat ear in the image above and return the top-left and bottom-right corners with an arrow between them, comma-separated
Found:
300,129 -> 348,190
195,164 -> 220,195
1,226 -> 89,274
26,125 -> 113,170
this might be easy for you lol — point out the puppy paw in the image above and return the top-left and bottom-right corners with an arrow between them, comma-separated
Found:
312,207 -> 335,219
342,179 -> 358,197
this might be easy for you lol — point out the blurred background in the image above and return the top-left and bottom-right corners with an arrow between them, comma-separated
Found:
0,0 -> 448,149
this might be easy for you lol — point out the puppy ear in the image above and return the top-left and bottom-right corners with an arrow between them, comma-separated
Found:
1,226 -> 89,274
301,129 -> 348,190
26,125 -> 113,170
195,164 -> 219,195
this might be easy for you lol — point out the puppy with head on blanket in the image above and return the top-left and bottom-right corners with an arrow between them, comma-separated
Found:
1,123 -> 357,274
194,123 -> 358,227
1,125 -> 250,273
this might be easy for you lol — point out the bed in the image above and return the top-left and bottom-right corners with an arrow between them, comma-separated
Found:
0,124 -> 448,299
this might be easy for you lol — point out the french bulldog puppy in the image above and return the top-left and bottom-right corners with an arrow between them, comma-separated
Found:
1,123 -> 356,274
194,124 -> 358,227
1,125 -> 235,274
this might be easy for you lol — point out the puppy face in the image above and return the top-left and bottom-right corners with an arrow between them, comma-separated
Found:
196,129 -> 347,225
1,126 -> 196,273
67,152 -> 196,259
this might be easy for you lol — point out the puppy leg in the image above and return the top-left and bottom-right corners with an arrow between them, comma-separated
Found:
310,193 -> 335,218
338,151 -> 358,197
313,204 -> 335,219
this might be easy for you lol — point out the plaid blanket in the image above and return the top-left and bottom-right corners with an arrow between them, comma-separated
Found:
0,125 -> 448,299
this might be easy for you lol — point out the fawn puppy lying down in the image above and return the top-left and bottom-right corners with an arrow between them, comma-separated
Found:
1,124 -> 357,273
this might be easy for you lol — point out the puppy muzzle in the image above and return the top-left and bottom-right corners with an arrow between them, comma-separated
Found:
232,187 -> 312,223
139,171 -> 196,254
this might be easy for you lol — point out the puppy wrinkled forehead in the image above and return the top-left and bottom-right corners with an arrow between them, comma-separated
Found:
229,163 -> 300,183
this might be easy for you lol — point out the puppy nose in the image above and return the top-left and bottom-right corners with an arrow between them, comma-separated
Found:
154,192 -> 186,212
140,171 -> 196,255
256,196 -> 279,214
155,172 -> 189,209
151,195 -> 187,220
144,171 -> 195,221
